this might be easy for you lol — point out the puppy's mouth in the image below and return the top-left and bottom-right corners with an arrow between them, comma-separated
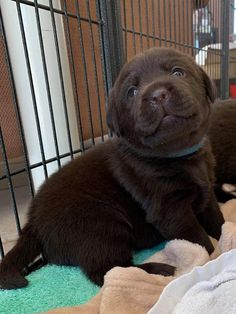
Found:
161,113 -> 195,124
141,112 -> 198,147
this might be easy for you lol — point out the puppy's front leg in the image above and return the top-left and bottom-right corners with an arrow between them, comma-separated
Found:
197,191 -> 225,240
147,202 -> 214,254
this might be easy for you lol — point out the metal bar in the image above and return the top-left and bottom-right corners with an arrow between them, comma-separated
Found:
194,0 -> 198,56
0,126 -> 21,235
197,0 -> 200,59
145,0 -> 150,48
212,0 -> 216,78
74,0 -> 95,145
109,0 -> 125,79
198,0 -> 201,57
95,0 -> 112,137
168,0 -> 172,47
34,0 -> 61,168
0,8 -> 35,196
96,0 -> 113,95
182,0 -> 186,53
95,0 -> 124,137
96,0 -> 111,138
217,0 -> 221,89
178,0 -> 181,51
138,0 -> 144,51
122,0 -> 128,60
49,0 -> 74,159
131,0 -> 137,54
158,0 -> 162,46
63,0 -> 85,151
0,237 -> 4,259
198,0 -> 202,60
173,0 -> 177,48
98,0 -> 124,85
15,0 -> 48,178
121,27 -> 223,55
151,0 -> 156,47
186,0 -> 190,54
220,0 -> 230,99
0,145 -> 97,181
86,0 -> 104,141
10,0 -> 100,25
163,0 -> 167,47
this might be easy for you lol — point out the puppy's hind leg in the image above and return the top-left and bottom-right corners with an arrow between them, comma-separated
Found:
0,224 -> 42,289
78,229 -> 174,286
84,244 -> 174,286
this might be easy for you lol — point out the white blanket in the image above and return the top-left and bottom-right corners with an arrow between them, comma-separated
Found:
150,249 -> 236,314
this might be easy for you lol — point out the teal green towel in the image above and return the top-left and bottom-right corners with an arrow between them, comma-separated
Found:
0,243 -> 165,314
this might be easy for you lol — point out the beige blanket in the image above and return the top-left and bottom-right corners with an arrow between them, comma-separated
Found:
45,199 -> 236,314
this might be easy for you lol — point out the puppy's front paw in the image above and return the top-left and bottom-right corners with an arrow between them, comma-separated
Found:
219,221 -> 236,253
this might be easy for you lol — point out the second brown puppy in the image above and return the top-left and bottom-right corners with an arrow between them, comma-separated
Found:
209,99 -> 236,201
0,48 -> 224,290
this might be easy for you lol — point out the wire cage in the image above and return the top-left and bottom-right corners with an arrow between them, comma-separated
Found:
0,0 -> 234,258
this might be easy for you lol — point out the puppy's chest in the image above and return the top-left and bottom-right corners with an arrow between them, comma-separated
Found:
114,157 -> 211,213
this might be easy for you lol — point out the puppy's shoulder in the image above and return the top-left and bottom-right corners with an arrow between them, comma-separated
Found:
60,138 -> 115,171
79,138 -> 117,161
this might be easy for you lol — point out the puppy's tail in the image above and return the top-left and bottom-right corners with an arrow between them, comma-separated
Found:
0,224 -> 44,289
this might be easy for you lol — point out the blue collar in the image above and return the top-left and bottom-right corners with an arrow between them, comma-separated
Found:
165,140 -> 204,158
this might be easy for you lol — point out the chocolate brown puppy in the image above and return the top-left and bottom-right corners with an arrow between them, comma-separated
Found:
209,99 -> 236,201
0,48 -> 224,290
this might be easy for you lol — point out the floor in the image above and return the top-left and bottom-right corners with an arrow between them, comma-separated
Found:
0,185 -> 31,257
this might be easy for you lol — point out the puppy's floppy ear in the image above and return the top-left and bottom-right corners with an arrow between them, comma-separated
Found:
106,89 -> 120,136
199,66 -> 216,103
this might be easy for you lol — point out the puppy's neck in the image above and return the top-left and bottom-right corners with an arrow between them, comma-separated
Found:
164,140 -> 205,158
115,137 -> 205,160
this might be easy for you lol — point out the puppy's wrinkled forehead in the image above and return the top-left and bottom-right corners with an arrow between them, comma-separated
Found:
120,48 -> 197,82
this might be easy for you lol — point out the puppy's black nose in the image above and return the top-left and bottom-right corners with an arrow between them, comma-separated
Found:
151,88 -> 169,105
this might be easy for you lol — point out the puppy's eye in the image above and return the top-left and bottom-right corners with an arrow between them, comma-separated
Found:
127,86 -> 139,98
171,68 -> 185,77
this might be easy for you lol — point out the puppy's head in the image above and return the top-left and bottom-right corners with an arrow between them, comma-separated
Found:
107,48 -> 215,156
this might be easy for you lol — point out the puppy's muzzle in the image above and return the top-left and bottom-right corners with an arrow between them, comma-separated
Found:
135,81 -> 197,137
136,87 -> 170,135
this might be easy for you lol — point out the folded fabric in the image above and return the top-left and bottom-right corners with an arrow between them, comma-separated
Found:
150,249 -> 236,314
46,266 -> 173,314
174,268 -> 236,314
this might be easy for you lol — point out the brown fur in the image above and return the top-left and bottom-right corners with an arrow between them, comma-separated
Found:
0,48 -> 224,289
208,99 -> 236,201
